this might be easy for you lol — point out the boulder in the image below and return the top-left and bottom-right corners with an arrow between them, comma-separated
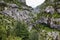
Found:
45,6 -> 54,14
57,9 -> 60,13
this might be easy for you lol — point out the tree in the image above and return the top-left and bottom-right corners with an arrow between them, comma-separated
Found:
29,30 -> 39,40
14,21 -> 29,40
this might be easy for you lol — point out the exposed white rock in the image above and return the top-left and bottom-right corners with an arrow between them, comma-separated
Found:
45,6 -> 54,14
7,4 -> 19,8
18,0 -> 26,3
47,32 -> 52,38
42,30 -> 45,32
47,31 -> 59,40
52,32 -> 59,40
32,7 -> 40,13
57,9 -> 60,13
28,25 -> 32,31
4,7 -> 8,10
53,18 -> 60,21
3,10 -> 12,16
2,5 -> 34,23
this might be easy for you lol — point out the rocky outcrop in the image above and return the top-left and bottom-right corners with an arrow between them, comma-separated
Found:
57,9 -> 60,13
39,30 -> 60,40
2,5 -> 31,21
0,0 -> 41,24
18,0 -> 26,3
45,6 -> 54,14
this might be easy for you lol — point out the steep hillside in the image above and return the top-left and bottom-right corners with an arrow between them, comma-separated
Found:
0,0 -> 60,40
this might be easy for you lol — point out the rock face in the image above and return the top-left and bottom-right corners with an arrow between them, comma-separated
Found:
57,9 -> 60,13
38,30 -> 60,40
18,0 -> 26,3
0,0 -> 60,30
0,0 -> 60,40
0,0 -> 41,23
45,6 -> 54,14
2,5 -> 31,21
47,32 -> 59,40
7,4 -> 19,8
0,1 -> 42,32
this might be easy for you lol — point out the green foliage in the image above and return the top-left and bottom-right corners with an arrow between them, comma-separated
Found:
53,12 -> 60,18
14,21 -> 29,40
0,13 -> 17,40
7,35 -> 22,40
0,0 -> 60,40
29,30 -> 39,40
0,13 -> 29,40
